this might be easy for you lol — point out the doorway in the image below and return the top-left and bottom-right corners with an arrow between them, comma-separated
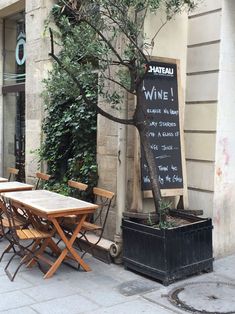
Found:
3,91 -> 25,182
2,12 -> 25,181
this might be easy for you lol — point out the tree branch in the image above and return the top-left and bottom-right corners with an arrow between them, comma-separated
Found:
101,9 -> 148,63
49,28 -> 134,126
102,74 -> 134,94
96,106 -> 134,125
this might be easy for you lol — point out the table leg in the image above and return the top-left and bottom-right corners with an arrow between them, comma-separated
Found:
43,215 -> 90,278
43,249 -> 68,279
27,238 -> 51,267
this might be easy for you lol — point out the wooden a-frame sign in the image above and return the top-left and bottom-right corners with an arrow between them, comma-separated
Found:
131,56 -> 188,209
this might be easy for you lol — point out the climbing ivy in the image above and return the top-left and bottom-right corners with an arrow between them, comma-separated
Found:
40,10 -> 98,199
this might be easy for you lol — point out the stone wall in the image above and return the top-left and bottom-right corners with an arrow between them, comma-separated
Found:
25,0 -> 54,183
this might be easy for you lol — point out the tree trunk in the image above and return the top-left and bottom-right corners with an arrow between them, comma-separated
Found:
137,125 -> 162,212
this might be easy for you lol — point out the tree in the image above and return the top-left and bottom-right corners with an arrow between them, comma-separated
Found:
48,0 -> 198,212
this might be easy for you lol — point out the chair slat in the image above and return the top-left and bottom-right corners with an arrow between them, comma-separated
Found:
7,168 -> 19,181
36,172 -> 51,181
93,187 -> 115,199
82,221 -> 102,231
16,229 -> 29,240
35,172 -> 51,190
68,180 -> 88,191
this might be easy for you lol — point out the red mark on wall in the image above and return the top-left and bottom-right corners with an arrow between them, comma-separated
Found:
214,211 -> 220,225
216,168 -> 222,176
220,138 -> 230,165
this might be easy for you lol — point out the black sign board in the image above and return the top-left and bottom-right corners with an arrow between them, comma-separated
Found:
140,60 -> 183,191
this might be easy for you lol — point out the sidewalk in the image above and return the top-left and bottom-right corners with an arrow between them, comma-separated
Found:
0,237 -> 234,314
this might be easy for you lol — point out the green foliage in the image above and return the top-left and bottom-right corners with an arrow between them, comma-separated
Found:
147,199 -> 174,228
40,10 -> 98,199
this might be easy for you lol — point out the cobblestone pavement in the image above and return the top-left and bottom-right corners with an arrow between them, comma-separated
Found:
0,239 -> 234,314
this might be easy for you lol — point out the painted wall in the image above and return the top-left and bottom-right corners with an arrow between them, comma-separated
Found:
185,1 -> 222,222
213,0 -> 235,256
185,0 -> 235,256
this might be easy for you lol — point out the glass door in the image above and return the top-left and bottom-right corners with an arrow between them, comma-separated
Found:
3,92 -> 25,182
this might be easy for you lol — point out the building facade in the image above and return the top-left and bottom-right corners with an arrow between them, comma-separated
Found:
0,0 -> 234,257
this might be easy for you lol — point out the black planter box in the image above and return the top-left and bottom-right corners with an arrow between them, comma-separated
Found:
122,210 -> 213,285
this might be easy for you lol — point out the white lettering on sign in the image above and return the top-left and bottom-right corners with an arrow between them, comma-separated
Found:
147,108 -> 161,114
162,132 -> 174,137
161,145 -> 173,151
171,165 -> 178,171
158,165 -> 168,171
170,109 -> 178,115
144,86 -> 169,101
147,132 -> 155,138
150,144 -> 159,150
148,65 -> 174,76
172,175 -> 183,183
158,175 -> 164,184
165,175 -> 171,182
149,121 -> 158,127
159,121 -> 176,127
143,176 -> 150,183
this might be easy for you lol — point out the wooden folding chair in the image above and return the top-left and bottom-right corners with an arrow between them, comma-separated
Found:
58,180 -> 88,245
77,187 -> 115,261
0,199 -> 54,281
7,168 -> 19,181
35,172 -> 51,190
0,199 -> 29,241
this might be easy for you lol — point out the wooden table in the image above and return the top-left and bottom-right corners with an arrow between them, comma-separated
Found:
2,190 -> 98,278
0,181 -> 34,193
0,177 -> 8,183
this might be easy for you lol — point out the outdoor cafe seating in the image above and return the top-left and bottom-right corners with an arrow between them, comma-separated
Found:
0,172 -> 115,281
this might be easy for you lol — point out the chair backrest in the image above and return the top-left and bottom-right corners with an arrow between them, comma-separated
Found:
0,199 -> 20,243
68,180 -> 88,191
68,180 -> 88,199
35,172 -> 51,190
7,168 -> 19,181
92,187 -> 115,236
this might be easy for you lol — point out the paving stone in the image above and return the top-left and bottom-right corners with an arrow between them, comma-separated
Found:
0,306 -> 37,314
118,279 -> 160,296
0,273 -> 32,293
83,297 -> 176,314
31,294 -> 99,314
22,281 -> 78,302
0,291 -> 34,312
79,285 -> 137,307
213,254 -> 235,281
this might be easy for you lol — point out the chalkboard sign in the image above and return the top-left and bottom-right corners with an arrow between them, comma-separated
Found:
140,59 -> 184,192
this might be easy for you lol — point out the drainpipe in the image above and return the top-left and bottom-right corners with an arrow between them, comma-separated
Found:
110,93 -> 128,263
